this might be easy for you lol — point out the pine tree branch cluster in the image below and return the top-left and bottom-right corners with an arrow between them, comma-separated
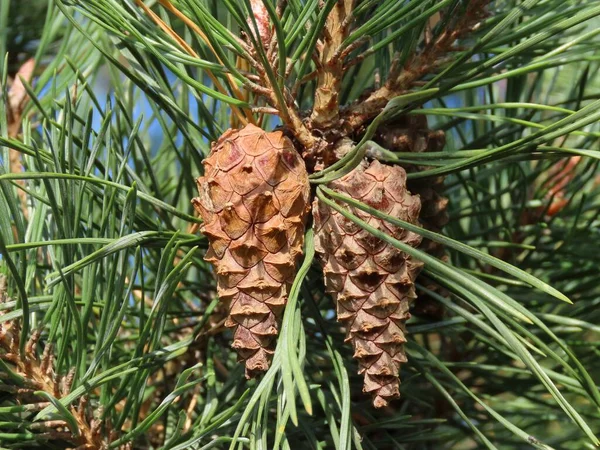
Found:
186,0 -> 481,407
2,0 -> 600,447
184,0 -> 490,170
238,0 -> 489,167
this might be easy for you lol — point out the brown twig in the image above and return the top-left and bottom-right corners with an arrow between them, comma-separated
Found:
251,106 -> 280,115
243,80 -> 274,98
542,156 -> 582,216
309,0 -> 356,131
341,1 -> 489,133
332,36 -> 368,65
251,65 -> 318,150
183,384 -> 201,432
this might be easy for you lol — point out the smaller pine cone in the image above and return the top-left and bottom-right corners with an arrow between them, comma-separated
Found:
193,124 -> 310,377
313,160 -> 424,407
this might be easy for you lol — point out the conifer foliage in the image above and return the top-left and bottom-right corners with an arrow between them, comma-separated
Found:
1,1 -> 600,449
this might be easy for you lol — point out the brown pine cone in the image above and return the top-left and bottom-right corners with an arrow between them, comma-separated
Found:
313,160 -> 424,407
193,124 -> 311,378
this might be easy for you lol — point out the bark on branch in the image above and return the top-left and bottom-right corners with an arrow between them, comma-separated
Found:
341,1 -> 489,133
309,0 -> 355,131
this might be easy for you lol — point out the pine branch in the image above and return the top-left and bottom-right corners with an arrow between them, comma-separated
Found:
2,1 -> 600,448
341,0 -> 490,132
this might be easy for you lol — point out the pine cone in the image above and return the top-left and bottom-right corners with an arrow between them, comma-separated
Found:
313,160 -> 424,408
193,124 -> 311,378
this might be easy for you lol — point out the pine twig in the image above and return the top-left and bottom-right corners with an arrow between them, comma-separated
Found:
309,0 -> 356,131
341,1 -> 489,132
